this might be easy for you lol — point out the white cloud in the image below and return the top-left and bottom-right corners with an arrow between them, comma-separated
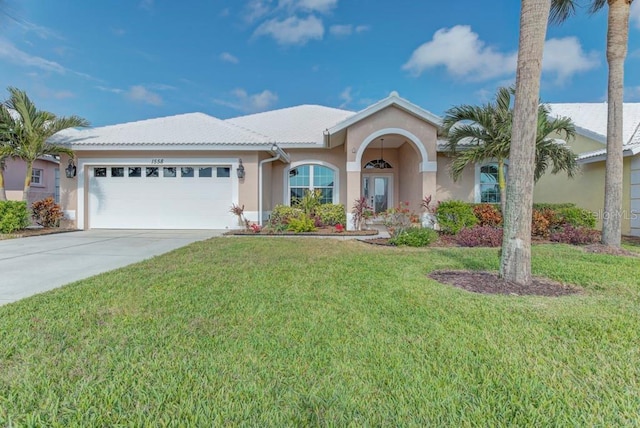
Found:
403,25 -> 597,83
215,88 -> 278,112
402,25 -> 517,81
254,15 -> 324,45
355,25 -> 370,33
220,52 -> 239,64
280,0 -> 338,13
542,37 -> 599,83
126,85 -> 163,106
0,38 -> 66,73
96,85 -> 124,94
244,0 -> 273,23
631,1 -> 640,29
339,86 -> 352,108
330,24 -> 352,36
17,21 -> 64,40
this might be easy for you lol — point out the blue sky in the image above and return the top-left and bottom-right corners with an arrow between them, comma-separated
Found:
1,0 -> 639,127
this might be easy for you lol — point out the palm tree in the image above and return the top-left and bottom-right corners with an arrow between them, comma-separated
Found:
442,86 -> 578,215
0,104 -> 16,201
2,87 -> 89,201
551,0 -> 633,248
500,0 -> 552,285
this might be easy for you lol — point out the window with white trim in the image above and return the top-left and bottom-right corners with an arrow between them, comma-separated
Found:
289,164 -> 335,205
31,168 -> 43,185
479,163 -> 507,203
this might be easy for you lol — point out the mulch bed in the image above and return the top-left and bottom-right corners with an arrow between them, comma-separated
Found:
583,243 -> 638,257
429,270 -> 582,297
226,227 -> 378,237
0,227 -> 78,240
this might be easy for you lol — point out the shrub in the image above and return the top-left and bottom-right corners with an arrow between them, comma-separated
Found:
389,227 -> 438,247
352,197 -> 373,231
550,225 -> 600,245
383,202 -> 416,236
287,215 -> 317,233
435,200 -> 477,234
456,226 -> 503,247
315,204 -> 346,226
31,197 -> 64,227
531,209 -> 551,238
533,202 -> 577,210
472,204 -> 502,227
293,189 -> 323,215
269,205 -> 305,228
556,207 -> 596,229
0,201 -> 30,233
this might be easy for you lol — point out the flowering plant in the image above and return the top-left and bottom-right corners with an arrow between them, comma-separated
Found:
334,223 -> 345,233
250,223 -> 262,233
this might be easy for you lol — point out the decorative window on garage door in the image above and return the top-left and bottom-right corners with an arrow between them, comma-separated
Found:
93,166 -> 232,178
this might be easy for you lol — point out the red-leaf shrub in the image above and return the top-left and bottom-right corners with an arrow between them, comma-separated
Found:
456,226 -> 503,247
473,204 -> 502,227
550,226 -> 600,245
531,209 -> 551,238
31,197 -> 64,228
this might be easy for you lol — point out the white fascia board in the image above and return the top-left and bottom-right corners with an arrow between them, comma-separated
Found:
68,143 -> 317,152
574,126 -> 606,145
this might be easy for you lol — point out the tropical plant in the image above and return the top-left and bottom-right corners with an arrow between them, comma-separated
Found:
1,87 -> 89,201
351,196 -> 372,231
442,86 -> 578,215
500,0 -> 552,285
550,0 -> 634,248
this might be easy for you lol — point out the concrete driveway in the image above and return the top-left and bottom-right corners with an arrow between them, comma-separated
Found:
0,229 -> 224,306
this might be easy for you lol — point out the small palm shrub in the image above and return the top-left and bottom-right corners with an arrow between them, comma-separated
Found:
315,204 -> 346,226
389,227 -> 438,247
31,197 -> 64,227
550,225 -> 600,245
436,200 -> 477,234
293,189 -> 322,216
456,226 -> 503,247
0,201 -> 30,233
472,204 -> 502,227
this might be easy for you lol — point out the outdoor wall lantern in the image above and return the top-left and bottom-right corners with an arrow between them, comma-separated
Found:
65,159 -> 77,178
236,159 -> 245,179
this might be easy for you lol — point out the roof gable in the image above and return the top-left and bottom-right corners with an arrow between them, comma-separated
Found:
328,91 -> 442,135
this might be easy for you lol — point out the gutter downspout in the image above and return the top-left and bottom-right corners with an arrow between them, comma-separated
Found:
258,148 -> 281,226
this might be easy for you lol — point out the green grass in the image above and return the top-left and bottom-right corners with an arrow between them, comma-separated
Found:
1,238 -> 640,426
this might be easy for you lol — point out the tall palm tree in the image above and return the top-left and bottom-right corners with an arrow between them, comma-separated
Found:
0,104 -> 16,201
2,87 -> 89,201
500,0 -> 552,285
442,86 -> 578,215
551,0 -> 633,248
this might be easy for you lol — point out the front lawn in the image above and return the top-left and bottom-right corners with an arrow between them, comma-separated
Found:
1,239 -> 639,425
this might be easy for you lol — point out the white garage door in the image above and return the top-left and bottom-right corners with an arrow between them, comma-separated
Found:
88,165 -> 233,229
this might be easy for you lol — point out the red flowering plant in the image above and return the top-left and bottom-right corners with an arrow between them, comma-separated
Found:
334,223 -> 345,233
250,223 -> 262,233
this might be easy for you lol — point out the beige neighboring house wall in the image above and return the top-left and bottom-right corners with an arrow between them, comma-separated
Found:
4,157 -> 59,203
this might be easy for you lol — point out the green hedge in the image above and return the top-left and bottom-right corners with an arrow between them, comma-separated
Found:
390,227 -> 438,247
436,200 -> 478,234
315,204 -> 346,226
0,201 -> 30,233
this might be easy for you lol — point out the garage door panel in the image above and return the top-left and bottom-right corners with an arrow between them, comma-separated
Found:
88,165 -> 234,229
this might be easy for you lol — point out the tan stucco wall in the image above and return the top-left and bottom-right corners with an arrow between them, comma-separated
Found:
436,154 -> 475,202
269,146 -> 347,209
4,158 -> 58,202
534,158 -> 632,233
397,142 -> 423,211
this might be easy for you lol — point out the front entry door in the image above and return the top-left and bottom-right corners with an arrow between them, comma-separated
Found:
363,175 -> 393,214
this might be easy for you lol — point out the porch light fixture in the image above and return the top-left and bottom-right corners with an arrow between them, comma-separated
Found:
236,159 -> 245,179
65,159 -> 77,178
377,138 -> 388,169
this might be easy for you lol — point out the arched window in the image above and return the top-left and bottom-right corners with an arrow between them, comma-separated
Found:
478,163 -> 507,203
364,159 -> 393,169
288,164 -> 336,205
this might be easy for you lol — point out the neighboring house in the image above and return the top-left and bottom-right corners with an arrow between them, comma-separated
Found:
3,156 -> 60,204
534,103 -> 640,236
48,92 -> 640,236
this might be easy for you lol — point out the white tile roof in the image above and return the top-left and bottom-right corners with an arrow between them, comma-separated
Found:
547,103 -> 640,147
226,105 -> 355,145
50,112 -> 272,147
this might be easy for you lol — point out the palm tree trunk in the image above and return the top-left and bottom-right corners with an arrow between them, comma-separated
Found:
500,0 -> 551,285
498,158 -> 507,215
22,161 -> 33,202
0,172 -> 6,201
601,0 -> 630,248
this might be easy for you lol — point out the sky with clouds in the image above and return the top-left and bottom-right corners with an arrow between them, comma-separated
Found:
0,0 -> 639,126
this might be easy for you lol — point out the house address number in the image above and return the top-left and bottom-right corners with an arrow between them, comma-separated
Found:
151,158 -> 164,164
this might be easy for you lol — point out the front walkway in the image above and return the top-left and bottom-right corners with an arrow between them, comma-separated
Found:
0,230 -> 223,306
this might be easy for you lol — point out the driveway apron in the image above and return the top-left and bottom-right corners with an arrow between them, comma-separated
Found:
0,230 -> 223,306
